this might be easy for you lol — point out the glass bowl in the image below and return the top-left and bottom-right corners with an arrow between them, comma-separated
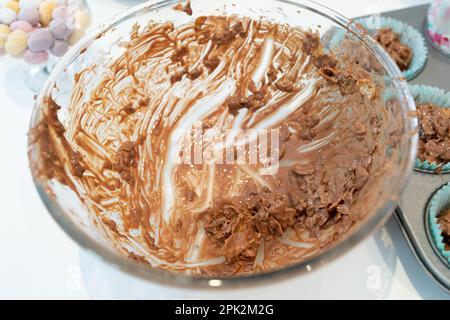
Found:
28,0 -> 418,288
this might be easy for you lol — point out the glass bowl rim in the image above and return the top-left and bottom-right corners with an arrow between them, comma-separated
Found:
29,0 -> 418,288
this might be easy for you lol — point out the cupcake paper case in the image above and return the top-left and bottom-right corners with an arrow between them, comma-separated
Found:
409,85 -> 450,174
356,16 -> 428,80
427,183 -> 450,265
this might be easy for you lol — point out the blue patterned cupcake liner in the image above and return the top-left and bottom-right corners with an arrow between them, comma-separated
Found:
427,183 -> 450,265
356,16 -> 428,80
409,85 -> 450,174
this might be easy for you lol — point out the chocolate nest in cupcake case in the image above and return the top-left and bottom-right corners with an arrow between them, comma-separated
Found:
374,28 -> 413,71
438,209 -> 450,251
417,104 -> 450,171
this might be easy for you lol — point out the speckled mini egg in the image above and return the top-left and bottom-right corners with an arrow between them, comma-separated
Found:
49,38 -> 67,56
19,0 -> 42,10
5,30 -> 28,56
4,1 -> 20,14
23,48 -> 48,63
10,20 -> 33,32
0,23 -> 11,49
0,7 -> 17,25
28,28 -> 53,51
49,17 -> 72,39
39,0 -> 56,26
18,7 -> 39,26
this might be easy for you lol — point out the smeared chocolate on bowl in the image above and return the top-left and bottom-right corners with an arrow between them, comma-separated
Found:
29,14 -> 401,276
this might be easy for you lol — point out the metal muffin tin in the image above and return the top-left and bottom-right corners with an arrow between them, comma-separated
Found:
371,4 -> 450,292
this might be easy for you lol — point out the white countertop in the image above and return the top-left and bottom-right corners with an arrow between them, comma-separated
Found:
1,0 -> 448,300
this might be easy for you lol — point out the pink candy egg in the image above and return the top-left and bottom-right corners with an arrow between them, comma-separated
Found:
24,49 -> 49,64
51,5 -> 68,19
10,20 -> 33,33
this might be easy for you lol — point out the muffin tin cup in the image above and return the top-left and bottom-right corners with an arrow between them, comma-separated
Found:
409,84 -> 450,174
427,183 -> 450,264
356,16 -> 428,80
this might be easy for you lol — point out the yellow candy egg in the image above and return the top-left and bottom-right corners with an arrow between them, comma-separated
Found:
5,30 -> 27,56
0,24 -> 11,49
4,1 -> 20,14
39,0 -> 57,27
68,27 -> 84,45
73,10 -> 90,30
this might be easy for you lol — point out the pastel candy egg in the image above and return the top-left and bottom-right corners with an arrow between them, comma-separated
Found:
18,7 -> 39,26
4,1 -> 20,14
73,9 -> 89,30
67,25 -> 82,45
38,0 -> 56,26
10,20 -> 33,32
0,7 -> 17,25
28,28 -> 53,51
49,17 -> 72,39
5,30 -> 27,56
51,5 -> 67,19
0,23 -> 11,33
54,0 -> 66,5
49,38 -> 67,56
0,24 -> 11,49
19,0 -> 42,9
24,48 -> 48,63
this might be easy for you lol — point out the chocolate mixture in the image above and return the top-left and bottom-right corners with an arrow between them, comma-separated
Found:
30,14 -> 397,276
375,28 -> 412,71
417,103 -> 450,168
438,209 -> 450,251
